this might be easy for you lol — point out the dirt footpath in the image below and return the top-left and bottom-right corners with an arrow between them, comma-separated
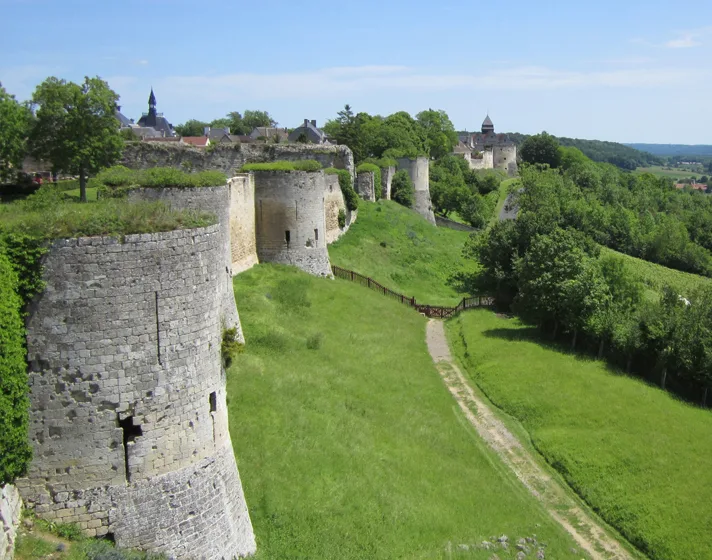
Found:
426,319 -> 634,560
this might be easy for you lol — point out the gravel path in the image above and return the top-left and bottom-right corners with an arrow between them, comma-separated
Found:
425,319 -> 634,560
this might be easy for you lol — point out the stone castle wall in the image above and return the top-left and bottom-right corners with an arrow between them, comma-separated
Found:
324,174 -> 356,244
122,142 -> 355,178
17,226 -> 256,559
228,175 -> 259,274
254,171 -> 332,276
494,145 -> 518,176
470,147 -> 494,171
355,171 -> 376,202
381,166 -> 395,200
0,484 -> 22,560
127,184 -> 242,342
396,157 -> 436,224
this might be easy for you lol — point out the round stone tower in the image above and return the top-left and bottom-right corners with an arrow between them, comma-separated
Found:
17,224 -> 256,559
396,157 -> 436,224
253,170 -> 333,276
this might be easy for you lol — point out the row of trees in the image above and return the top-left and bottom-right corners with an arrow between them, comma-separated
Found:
174,110 -> 277,137
515,135 -> 712,277
472,210 -> 712,394
322,105 -> 458,162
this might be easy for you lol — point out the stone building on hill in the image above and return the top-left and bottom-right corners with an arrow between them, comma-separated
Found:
456,115 -> 518,176
288,119 -> 328,144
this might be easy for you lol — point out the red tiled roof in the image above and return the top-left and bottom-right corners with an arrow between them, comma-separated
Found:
675,183 -> 707,191
182,137 -> 209,147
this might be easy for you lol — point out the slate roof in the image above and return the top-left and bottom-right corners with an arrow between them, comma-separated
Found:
137,113 -> 174,137
482,115 -> 494,128
249,127 -> 289,141
115,107 -> 133,127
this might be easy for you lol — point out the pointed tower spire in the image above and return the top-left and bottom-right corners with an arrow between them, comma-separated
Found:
148,87 -> 157,110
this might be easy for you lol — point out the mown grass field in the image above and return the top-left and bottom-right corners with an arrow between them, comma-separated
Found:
601,247 -> 710,300
448,309 -> 712,560
329,200 -> 477,306
635,166 -> 702,180
227,264 -> 584,559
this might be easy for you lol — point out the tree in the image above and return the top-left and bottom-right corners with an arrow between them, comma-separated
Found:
391,169 -> 414,207
242,110 -> 277,132
30,77 -> 122,202
416,109 -> 458,159
520,132 -> 561,168
0,84 -> 32,182
175,119 -> 209,137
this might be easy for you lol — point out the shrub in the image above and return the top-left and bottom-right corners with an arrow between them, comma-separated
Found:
356,163 -> 383,200
0,250 -> 32,485
94,165 -> 137,187
391,169 -> 414,208
306,333 -> 323,350
324,168 -> 358,211
240,160 -> 322,172
221,327 -> 244,368
338,208 -> 346,229
94,166 -> 227,189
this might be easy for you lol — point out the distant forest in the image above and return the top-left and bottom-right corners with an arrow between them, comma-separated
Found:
506,133 -> 662,170
625,143 -> 712,157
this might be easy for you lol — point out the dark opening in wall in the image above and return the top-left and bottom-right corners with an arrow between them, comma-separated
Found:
209,391 -> 217,413
118,416 -> 143,482
314,228 -> 319,241
285,230 -> 291,244
103,533 -> 116,543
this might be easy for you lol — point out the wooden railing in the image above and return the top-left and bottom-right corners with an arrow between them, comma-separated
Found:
331,265 -> 494,318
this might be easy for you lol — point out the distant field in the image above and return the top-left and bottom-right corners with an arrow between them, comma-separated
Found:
448,309 -> 712,560
329,200 -> 477,306
228,264 -> 584,559
601,247 -> 710,300
635,166 -> 702,180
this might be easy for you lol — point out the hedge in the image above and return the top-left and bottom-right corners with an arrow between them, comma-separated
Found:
240,160 -> 322,172
94,166 -> 227,189
355,163 -> 383,200
0,249 -> 32,485
324,168 -> 358,211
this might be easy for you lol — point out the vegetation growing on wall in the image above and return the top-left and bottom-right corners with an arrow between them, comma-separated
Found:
390,170 -> 414,208
0,250 -> 32,485
94,166 -> 227,189
355,163 -> 382,199
324,168 -> 358,211
240,160 -> 322,172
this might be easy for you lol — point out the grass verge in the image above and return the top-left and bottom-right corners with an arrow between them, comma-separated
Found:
448,309 -> 712,560
329,200 -> 478,306
227,264 -> 586,559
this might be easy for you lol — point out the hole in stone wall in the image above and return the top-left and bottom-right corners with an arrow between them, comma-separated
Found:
209,391 -> 217,413
103,533 -> 116,543
285,230 -> 291,244
314,228 -> 319,241
118,416 -> 143,483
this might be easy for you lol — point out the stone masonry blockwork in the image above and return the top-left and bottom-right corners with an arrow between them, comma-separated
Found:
0,484 -> 22,560
17,227 -> 256,559
396,157 -> 436,224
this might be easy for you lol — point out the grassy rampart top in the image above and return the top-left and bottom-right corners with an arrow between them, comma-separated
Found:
240,160 -> 322,172
0,186 -> 216,240
96,166 -> 227,188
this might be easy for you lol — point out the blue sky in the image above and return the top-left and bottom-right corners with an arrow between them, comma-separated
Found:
1,0 -> 711,143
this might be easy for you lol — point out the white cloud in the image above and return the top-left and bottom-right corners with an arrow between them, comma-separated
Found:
634,25 -> 712,49
665,33 -> 702,49
142,64 -> 698,104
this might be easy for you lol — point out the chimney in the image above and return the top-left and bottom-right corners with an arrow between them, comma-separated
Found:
204,126 -> 211,136
311,120 -> 317,127
304,119 -> 309,128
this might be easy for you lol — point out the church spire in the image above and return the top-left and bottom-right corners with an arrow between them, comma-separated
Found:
148,88 -> 157,110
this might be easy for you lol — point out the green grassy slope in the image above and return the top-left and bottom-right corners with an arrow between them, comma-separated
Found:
329,201 -> 477,306
601,247 -> 710,300
635,166 -> 702,180
448,310 -> 712,560
228,264 -> 584,559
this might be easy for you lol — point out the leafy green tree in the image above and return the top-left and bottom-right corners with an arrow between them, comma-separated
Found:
391,169 -> 414,208
379,112 -> 427,159
30,76 -> 122,202
416,109 -> 458,159
175,119 -> 209,137
520,132 -> 561,168
469,219 -> 519,301
243,110 -> 277,131
0,84 -> 32,182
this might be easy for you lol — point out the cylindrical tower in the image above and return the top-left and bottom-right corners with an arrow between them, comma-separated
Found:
396,157 -> 436,224
253,170 -> 333,276
18,226 -> 256,559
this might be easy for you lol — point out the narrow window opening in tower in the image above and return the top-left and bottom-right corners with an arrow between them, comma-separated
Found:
314,229 -> 318,241
209,391 -> 217,413
118,415 -> 143,482
285,230 -> 290,244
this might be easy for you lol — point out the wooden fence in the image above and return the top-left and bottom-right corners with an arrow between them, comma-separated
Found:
331,265 -> 494,318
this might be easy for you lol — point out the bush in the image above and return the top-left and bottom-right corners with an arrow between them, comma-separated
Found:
391,170 -> 414,208
356,163 -> 383,200
0,250 -> 32,485
325,168 -> 358,211
221,327 -> 244,368
93,166 -> 227,189
338,208 -> 346,229
240,160 -> 322,172
306,333 -> 323,350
